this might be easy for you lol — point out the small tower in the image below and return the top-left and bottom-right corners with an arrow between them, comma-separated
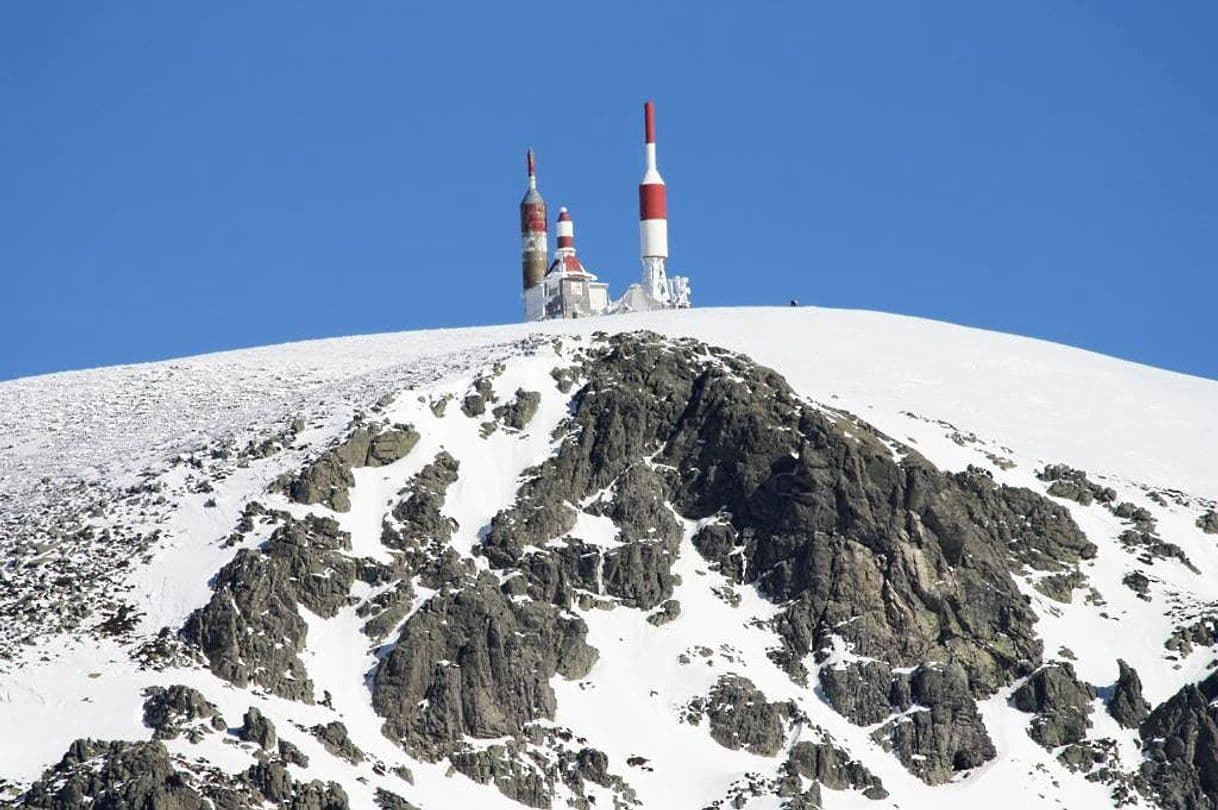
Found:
520,149 -> 548,320
539,207 -> 609,319
638,101 -> 669,303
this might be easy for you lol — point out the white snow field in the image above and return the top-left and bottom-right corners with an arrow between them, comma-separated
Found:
1,306 -> 1216,809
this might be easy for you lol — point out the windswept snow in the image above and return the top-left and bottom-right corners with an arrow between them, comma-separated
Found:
1,307 -> 1217,808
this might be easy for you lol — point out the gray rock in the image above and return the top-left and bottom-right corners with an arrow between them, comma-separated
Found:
18,739 -> 209,809
870,663 -> 997,785
1010,661 -> 1096,748
785,737 -> 887,798
274,424 -> 419,511
1108,659 -> 1151,729
278,738 -> 310,767
239,706 -> 277,750
182,514 -> 355,701
1198,510 -> 1218,535
646,599 -> 681,626
1138,673 -> 1218,810
493,389 -> 541,431
699,674 -> 793,756
142,684 -> 225,741
375,788 -> 421,810
385,451 -> 460,551
310,720 -> 364,764
371,573 -> 597,760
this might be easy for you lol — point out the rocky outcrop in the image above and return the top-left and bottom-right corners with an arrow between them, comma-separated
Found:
1108,659 -> 1151,729
1139,673 -> 1218,810
142,684 -> 225,741
384,451 -> 460,551
18,739 -> 208,809
1198,510 -> 1218,535
870,663 -> 996,785
685,674 -> 794,756
274,423 -> 418,511
371,573 -> 597,760
493,389 -> 541,431
784,737 -> 887,799
1010,661 -> 1096,748
1038,464 -> 1117,506
310,720 -> 364,764
239,706 -> 277,750
182,514 -> 356,701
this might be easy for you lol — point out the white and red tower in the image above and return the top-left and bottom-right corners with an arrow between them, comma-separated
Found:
521,148 -> 548,318
639,100 -> 670,304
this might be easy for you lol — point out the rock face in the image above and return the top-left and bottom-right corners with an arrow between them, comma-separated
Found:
371,573 -> 597,760
1198,511 -> 1218,535
465,333 -> 1094,785
1010,662 -> 1096,748
384,451 -> 460,552
182,514 -> 357,701
1108,659 -> 1151,729
870,663 -> 997,785
1139,674 -> 1218,810
142,684 -> 225,741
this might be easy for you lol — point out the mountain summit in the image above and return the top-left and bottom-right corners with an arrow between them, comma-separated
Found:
2,308 -> 1217,809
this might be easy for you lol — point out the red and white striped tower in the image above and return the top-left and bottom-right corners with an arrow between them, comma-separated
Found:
556,206 -> 575,253
639,100 -> 670,303
520,148 -> 548,297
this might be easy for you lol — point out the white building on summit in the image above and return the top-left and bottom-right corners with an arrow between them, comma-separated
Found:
523,207 -> 610,320
520,100 -> 692,322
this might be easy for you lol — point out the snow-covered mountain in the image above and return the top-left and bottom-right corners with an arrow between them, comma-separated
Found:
2,307 -> 1217,810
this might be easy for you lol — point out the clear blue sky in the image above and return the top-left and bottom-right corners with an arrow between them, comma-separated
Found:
2,3 -> 1215,381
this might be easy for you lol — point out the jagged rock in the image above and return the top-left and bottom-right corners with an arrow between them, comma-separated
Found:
646,598 -> 681,626
239,706 -> 277,750
450,743 -> 552,808
818,661 -> 897,726
1038,464 -> 1117,506
274,424 -> 418,511
785,737 -> 887,799
275,450 -> 355,511
1198,510 -> 1218,535
182,514 -> 355,701
686,674 -> 793,756
493,389 -> 541,430
1119,529 -> 1199,573
18,739 -> 208,809
1123,570 -> 1151,598
1108,659 -> 1151,729
375,787 -> 421,810
1139,673 -> 1218,810
333,424 -> 419,468
385,451 -> 460,550
1010,661 -> 1096,748
871,663 -> 997,785
371,573 -> 597,760
142,684 -> 225,741
310,720 -> 364,764
462,377 -> 496,417
278,738 -> 310,767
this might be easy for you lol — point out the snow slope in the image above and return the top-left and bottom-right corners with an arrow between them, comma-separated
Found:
1,306 -> 1216,809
